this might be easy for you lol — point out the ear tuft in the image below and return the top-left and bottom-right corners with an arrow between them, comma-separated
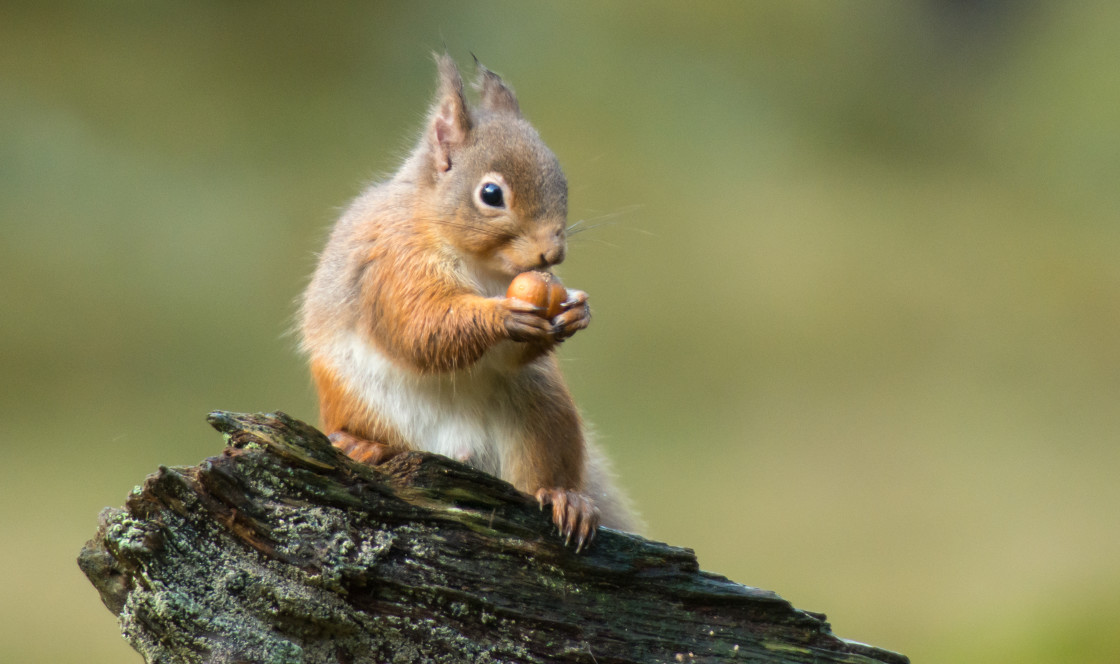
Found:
428,53 -> 472,172
473,60 -> 521,117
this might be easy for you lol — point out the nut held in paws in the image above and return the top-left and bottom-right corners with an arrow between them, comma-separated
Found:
507,271 -> 566,319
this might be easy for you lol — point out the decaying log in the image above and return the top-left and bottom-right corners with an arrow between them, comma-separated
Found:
78,411 -> 908,664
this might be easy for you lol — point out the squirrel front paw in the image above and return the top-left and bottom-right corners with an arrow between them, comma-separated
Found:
535,487 -> 601,553
501,297 -> 557,343
501,289 -> 590,345
552,289 -> 590,341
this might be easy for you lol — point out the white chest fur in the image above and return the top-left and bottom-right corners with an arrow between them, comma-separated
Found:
327,332 -> 525,478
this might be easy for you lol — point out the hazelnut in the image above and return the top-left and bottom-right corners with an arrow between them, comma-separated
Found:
507,271 -> 566,319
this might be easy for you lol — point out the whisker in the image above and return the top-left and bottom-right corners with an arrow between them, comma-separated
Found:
570,235 -> 623,250
566,217 -> 595,233
567,205 -> 651,237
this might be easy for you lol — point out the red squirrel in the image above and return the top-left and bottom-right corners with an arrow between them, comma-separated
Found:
299,55 -> 637,551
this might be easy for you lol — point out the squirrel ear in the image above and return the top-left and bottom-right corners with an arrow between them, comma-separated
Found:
428,54 -> 472,172
473,58 -> 521,117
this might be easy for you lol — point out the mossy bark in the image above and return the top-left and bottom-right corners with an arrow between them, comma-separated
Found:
78,411 -> 907,664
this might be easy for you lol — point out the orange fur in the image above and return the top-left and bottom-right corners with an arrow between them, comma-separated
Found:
299,55 -> 638,540
310,358 -> 405,449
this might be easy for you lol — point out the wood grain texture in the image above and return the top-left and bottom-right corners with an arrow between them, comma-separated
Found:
78,411 -> 908,664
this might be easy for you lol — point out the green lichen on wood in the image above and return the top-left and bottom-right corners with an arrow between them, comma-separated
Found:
78,411 -> 908,664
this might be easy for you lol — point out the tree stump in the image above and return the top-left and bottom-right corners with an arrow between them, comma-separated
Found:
78,411 -> 908,664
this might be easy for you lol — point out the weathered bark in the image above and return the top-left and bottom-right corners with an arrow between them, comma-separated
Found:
78,411 -> 907,664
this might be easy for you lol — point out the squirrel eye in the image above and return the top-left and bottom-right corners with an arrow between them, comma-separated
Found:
479,182 -> 505,208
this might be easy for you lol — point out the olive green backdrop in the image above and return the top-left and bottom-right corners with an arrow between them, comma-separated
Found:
3,3 -> 1119,662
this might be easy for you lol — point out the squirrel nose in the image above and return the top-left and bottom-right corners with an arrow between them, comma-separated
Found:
539,244 -> 565,268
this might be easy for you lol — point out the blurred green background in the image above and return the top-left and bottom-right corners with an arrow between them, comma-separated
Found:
3,2 -> 1119,662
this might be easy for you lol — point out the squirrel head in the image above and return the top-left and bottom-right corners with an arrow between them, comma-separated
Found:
412,54 -> 569,278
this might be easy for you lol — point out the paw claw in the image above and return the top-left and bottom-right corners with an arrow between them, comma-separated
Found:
534,488 -> 600,553
575,512 -> 597,553
551,292 -> 591,340
503,298 -> 555,343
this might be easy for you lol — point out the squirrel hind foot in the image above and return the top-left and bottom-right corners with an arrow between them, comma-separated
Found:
328,431 -> 398,465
